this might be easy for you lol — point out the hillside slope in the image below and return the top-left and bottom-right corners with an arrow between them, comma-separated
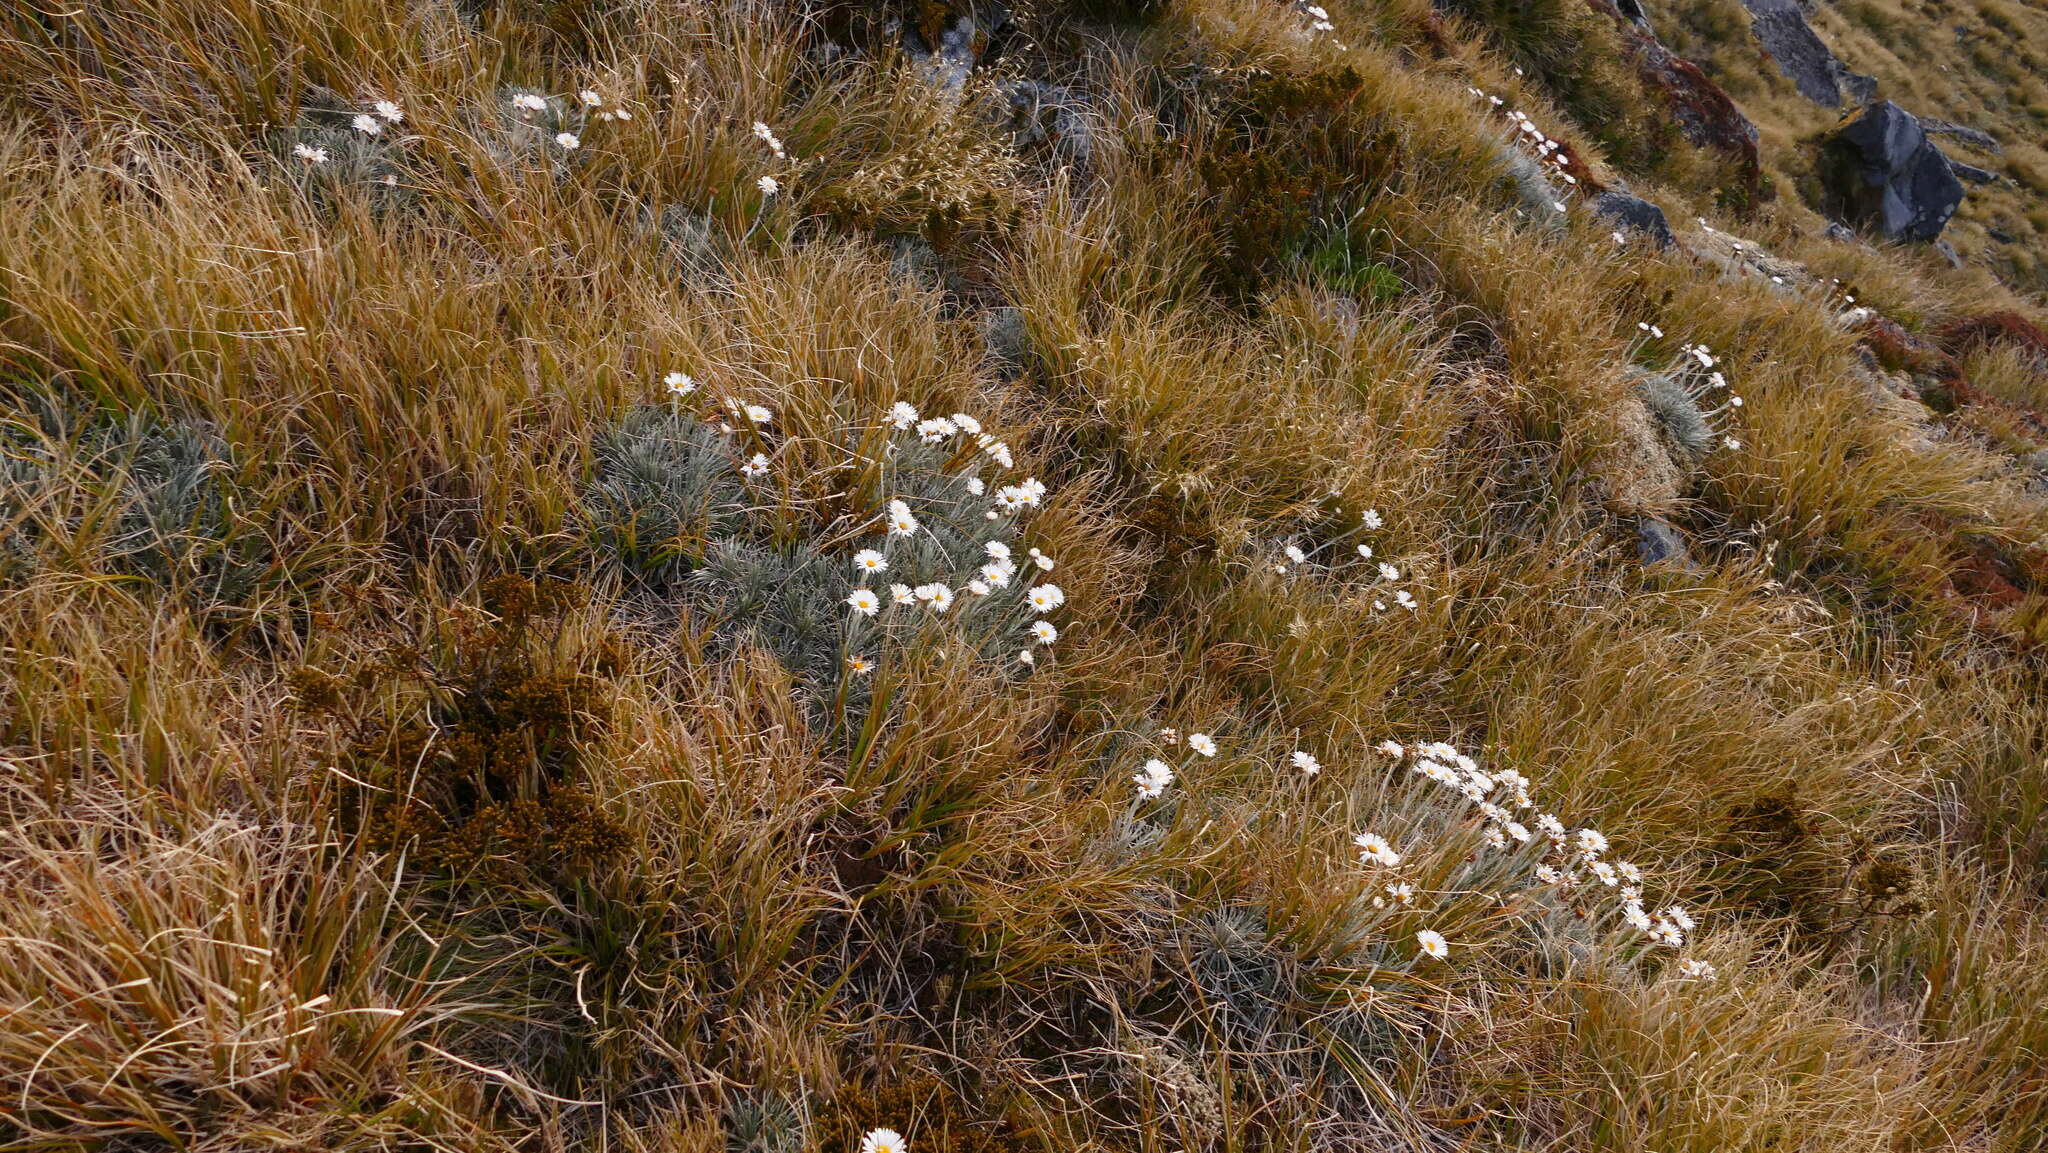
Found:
3,1 -> 2047,1151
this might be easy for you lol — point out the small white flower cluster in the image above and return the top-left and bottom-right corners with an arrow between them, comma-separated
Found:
1679,340 -> 1745,450
1358,739 -> 1715,975
1270,504 -> 1418,612
583,89 -> 633,122
1131,726 -> 1219,800
860,1128 -> 906,1153
750,121 -> 792,197
841,402 -> 1063,672
349,98 -> 405,137
1468,89 -> 1581,210
1632,324 -> 1747,453
1298,2 -> 1335,32
507,87 -> 632,149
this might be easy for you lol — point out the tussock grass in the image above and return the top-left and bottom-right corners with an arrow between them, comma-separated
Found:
4,0 -> 2048,1150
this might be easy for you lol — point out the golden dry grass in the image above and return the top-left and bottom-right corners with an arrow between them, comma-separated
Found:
2,1 -> 2047,1151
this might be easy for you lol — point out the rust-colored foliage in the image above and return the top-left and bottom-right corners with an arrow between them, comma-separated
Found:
1935,311 -> 2048,360
295,576 -> 631,887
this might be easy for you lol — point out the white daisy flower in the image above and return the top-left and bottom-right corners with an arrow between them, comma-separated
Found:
555,131 -> 581,149
886,500 -> 920,537
1028,548 -> 1054,572
916,417 -> 957,443
1393,590 -> 1417,609
1415,930 -> 1448,960
1665,906 -> 1696,931
917,583 -> 955,612
860,1128 -> 907,1153
887,401 -> 920,429
1677,958 -> 1716,979
1026,584 -> 1065,611
1535,864 -> 1564,884
757,175 -> 779,196
1291,750 -> 1321,776
979,562 -> 1012,587
889,583 -> 916,606
1017,648 -> 1035,665
1356,543 -> 1373,559
664,371 -> 696,395
1284,544 -> 1307,564
1030,620 -> 1057,645
846,654 -> 874,675
1133,758 -> 1174,799
1623,903 -> 1653,932
1188,733 -> 1217,757
1484,826 -> 1507,849
374,100 -> 404,123
751,121 -> 787,158
579,89 -> 602,106
292,143 -> 328,163
1591,861 -> 1619,886
986,541 -> 1011,561
738,403 -> 773,425
512,93 -> 548,112
846,589 -> 880,616
1576,828 -> 1608,856
740,452 -> 769,478
1353,832 -> 1400,867
1504,821 -> 1531,843
950,413 -> 982,435
1616,861 -> 1642,884
966,477 -> 985,495
352,114 -> 382,134
967,580 -> 990,597
853,549 -> 887,575
1375,739 -> 1404,758
1361,509 -> 1383,529
1377,562 -> 1399,581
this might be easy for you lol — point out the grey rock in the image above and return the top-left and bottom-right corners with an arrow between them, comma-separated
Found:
915,11 -> 983,100
1988,226 -> 2015,243
1637,517 -> 1694,568
1922,118 -> 2001,155
1745,0 -> 1846,105
1936,239 -> 1963,268
1948,157 -> 1999,185
1820,101 -> 1966,242
1825,220 -> 1857,243
1592,190 -> 1675,248
2023,448 -> 2048,475
1839,71 -> 1878,105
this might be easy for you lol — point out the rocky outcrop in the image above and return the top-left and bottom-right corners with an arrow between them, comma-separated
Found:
1592,190 -> 1674,247
1743,0 -> 1860,106
1584,0 -> 1762,202
1921,118 -> 2001,155
1948,157 -> 1999,185
1820,101 -> 1964,242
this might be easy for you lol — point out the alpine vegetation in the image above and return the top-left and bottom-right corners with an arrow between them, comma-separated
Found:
3,1 -> 2048,1152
